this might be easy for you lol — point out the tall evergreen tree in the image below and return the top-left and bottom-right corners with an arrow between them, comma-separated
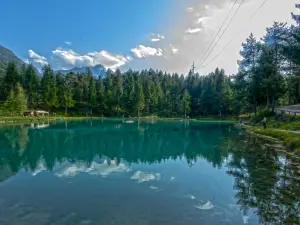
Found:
3,62 -> 20,97
41,65 -> 58,110
180,89 -> 191,118
24,64 -> 39,108
135,78 -> 145,118
88,77 -> 97,115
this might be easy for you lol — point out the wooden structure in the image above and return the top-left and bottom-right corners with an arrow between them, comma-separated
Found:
275,105 -> 300,116
23,110 -> 49,117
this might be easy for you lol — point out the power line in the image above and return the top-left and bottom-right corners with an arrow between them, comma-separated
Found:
201,0 -> 268,69
195,0 -> 239,66
197,0 -> 246,68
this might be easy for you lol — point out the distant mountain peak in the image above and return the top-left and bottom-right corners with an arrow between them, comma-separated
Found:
56,64 -> 106,77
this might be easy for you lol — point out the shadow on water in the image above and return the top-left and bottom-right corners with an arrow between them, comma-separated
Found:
0,119 -> 299,225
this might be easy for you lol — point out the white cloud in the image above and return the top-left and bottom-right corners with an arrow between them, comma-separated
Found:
186,7 -> 194,12
52,48 -> 93,67
28,49 -> 48,68
131,171 -> 161,183
151,38 -> 160,42
185,28 -> 202,34
55,159 -> 131,178
52,48 -> 131,71
65,41 -> 72,46
170,45 -> 179,54
131,45 -> 163,58
88,50 -> 132,70
150,33 -> 165,42
196,17 -> 209,25
131,0 -> 294,75
172,48 -> 179,54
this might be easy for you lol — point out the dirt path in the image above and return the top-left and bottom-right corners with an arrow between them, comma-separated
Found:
274,129 -> 300,134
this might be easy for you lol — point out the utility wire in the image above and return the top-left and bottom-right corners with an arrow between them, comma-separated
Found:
197,0 -> 246,68
196,0 -> 239,66
201,0 -> 268,69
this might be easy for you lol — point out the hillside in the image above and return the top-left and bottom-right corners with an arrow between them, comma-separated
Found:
0,45 -> 24,76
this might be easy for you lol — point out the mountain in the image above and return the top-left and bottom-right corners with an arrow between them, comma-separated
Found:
0,45 -> 25,76
57,64 -> 106,77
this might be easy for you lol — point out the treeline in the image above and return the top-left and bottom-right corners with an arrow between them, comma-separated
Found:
0,5 -> 300,117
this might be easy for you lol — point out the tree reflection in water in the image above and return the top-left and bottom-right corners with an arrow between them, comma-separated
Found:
224,133 -> 300,225
0,120 -> 299,225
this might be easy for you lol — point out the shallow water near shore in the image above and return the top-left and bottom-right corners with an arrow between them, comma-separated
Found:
0,119 -> 299,225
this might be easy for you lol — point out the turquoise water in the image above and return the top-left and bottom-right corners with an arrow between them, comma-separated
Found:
0,119 -> 299,225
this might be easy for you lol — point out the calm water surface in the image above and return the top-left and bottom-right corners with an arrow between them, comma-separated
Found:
0,119 -> 299,225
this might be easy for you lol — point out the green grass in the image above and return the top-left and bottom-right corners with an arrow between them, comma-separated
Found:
250,127 -> 300,154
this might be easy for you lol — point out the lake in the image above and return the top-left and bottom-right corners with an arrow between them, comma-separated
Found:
0,119 -> 299,225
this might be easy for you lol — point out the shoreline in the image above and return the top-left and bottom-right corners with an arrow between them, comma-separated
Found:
240,124 -> 300,155
0,116 -> 237,124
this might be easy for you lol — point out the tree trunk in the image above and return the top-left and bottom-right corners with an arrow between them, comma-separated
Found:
267,93 -> 270,110
254,101 -> 257,116
271,96 -> 276,113
65,106 -> 68,116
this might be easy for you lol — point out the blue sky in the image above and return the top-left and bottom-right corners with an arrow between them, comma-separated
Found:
0,0 -> 295,74
1,0 -> 182,58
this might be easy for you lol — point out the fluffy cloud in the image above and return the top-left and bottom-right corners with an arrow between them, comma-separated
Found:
54,160 -> 132,178
186,7 -> 194,12
171,48 -> 179,54
150,33 -> 165,42
196,17 -> 209,25
185,28 -> 202,34
130,0 -> 294,75
170,45 -> 179,54
65,41 -> 72,46
28,50 -> 48,68
151,38 -> 160,42
52,48 -> 94,68
52,48 -> 131,71
131,45 -> 163,58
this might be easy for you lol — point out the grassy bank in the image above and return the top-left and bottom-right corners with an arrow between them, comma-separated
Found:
249,127 -> 300,154
244,115 -> 300,154
0,116 -> 88,124
0,115 -> 237,123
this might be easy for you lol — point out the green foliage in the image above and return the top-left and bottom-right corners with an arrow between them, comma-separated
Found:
41,65 -> 58,110
252,128 -> 300,152
4,84 -> 27,115
1,11 -> 300,118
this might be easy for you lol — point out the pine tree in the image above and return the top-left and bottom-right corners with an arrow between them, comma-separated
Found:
291,4 -> 300,25
4,84 -> 27,115
238,33 -> 261,115
3,62 -> 20,97
180,89 -> 191,118
88,77 -> 97,115
96,78 -> 106,115
41,65 -> 58,110
135,79 -> 145,118
24,64 -> 39,108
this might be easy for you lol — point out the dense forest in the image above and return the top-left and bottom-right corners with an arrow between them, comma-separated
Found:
1,5 -> 300,118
